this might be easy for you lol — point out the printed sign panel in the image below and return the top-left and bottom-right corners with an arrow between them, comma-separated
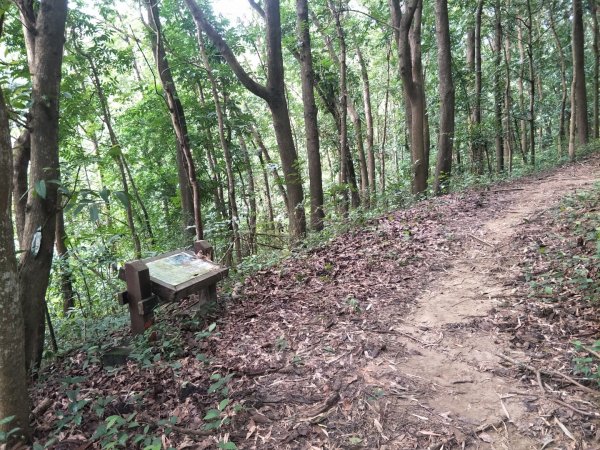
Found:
146,252 -> 218,288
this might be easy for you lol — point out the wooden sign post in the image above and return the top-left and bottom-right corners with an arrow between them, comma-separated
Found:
118,240 -> 228,335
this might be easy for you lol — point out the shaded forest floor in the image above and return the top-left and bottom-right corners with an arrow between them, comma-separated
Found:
30,157 -> 600,449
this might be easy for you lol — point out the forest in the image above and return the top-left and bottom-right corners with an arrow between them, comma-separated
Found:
1,0 -> 600,448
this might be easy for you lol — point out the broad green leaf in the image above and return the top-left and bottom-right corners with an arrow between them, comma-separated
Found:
89,204 -> 100,222
114,191 -> 130,208
203,409 -> 221,421
218,399 -> 229,411
34,180 -> 46,199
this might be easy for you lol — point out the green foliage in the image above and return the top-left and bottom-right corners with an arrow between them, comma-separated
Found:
129,322 -> 185,367
573,340 -> 600,385
0,416 -> 21,444
528,182 -> 600,304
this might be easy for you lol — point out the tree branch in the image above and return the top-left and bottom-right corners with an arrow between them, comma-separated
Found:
247,0 -> 266,19
184,0 -> 270,101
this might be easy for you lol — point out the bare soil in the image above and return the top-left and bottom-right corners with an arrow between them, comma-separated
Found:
31,157 -> 600,449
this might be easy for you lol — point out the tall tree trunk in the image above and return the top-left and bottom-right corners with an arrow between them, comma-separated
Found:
197,81 -> 227,218
517,20 -> 528,163
549,2 -> 568,156
55,198 -> 75,315
357,47 -> 376,201
572,0 -> 589,149
257,149 -> 276,230
569,75 -> 578,160
85,55 -> 142,258
526,0 -> 535,165
381,45 -> 391,196
390,0 -> 427,194
12,130 -> 29,249
296,0 -> 324,230
348,102 -> 369,206
472,0 -> 484,174
593,0 -> 599,139
494,0 -> 504,172
0,81 -> 31,444
186,0 -> 306,239
121,156 -> 155,245
17,0 -> 68,372
251,124 -> 289,212
504,1 -> 514,171
146,0 -> 203,240
324,1 -> 360,210
433,0 -> 455,194
239,136 -> 257,253
198,33 -> 242,263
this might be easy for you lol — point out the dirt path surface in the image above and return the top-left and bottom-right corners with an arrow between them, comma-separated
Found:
31,158 -> 600,449
391,161 -> 600,449
216,158 -> 600,450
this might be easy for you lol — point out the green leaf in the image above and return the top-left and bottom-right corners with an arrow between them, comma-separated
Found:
349,436 -> 362,445
99,187 -> 110,203
114,191 -> 130,208
106,415 -> 123,429
89,204 -> 100,222
218,399 -> 230,411
218,442 -> 237,450
208,323 -> 217,332
34,180 -> 46,199
203,409 -> 221,421
0,416 -> 15,426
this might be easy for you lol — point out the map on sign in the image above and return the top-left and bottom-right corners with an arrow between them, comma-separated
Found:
146,252 -> 217,288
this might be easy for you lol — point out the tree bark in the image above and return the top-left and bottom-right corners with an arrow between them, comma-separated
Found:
186,0 -> 306,239
257,148 -> 276,229
433,0 -> 455,194
85,53 -> 142,258
357,47 -> 376,201
296,0 -> 324,230
197,81 -> 227,219
310,8 -> 360,209
347,102 -> 369,206
251,124 -> 289,212
55,197 -> 75,315
198,33 -> 242,263
593,0 -> 599,139
517,20 -> 528,163
472,0 -> 484,174
494,0 -> 504,172
549,2 -> 567,156
390,0 -> 427,194
572,0 -> 589,148
239,136 -> 257,253
12,130 -> 29,249
17,0 -> 68,373
525,0 -> 535,165
380,45 -> 392,196
146,0 -> 203,240
504,0 -> 514,171
0,81 -> 31,444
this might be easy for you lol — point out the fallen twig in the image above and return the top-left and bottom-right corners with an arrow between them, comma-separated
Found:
32,398 -> 53,417
550,397 -> 600,418
523,208 -> 551,223
301,392 -> 341,423
497,353 -> 600,396
582,345 -> 600,361
468,234 -> 495,248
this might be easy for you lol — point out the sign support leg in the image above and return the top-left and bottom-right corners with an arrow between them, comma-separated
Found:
124,260 -> 154,335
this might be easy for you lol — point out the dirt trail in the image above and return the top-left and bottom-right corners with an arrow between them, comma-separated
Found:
380,162 -> 600,449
